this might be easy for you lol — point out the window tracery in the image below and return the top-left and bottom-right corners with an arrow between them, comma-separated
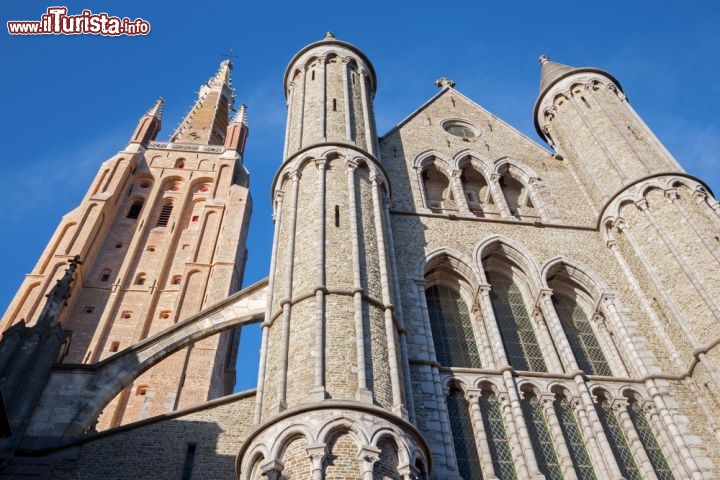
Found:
425,284 -> 481,368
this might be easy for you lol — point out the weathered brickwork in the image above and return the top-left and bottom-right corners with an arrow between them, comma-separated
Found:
51,393 -> 256,480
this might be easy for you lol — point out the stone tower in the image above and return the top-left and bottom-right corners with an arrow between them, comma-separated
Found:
535,56 -> 720,426
238,34 -> 430,479
0,60 -> 252,430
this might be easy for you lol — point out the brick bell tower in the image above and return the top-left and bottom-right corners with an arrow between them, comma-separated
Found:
236,34 -> 431,480
0,60 -> 252,430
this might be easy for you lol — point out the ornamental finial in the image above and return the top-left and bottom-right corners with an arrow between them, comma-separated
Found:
434,77 -> 456,89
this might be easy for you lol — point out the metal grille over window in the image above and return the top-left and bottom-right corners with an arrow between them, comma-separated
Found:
487,272 -> 547,372
156,203 -> 173,227
553,293 -> 612,376
555,394 -> 597,480
480,390 -> 517,480
628,400 -> 675,480
597,398 -> 642,480
521,393 -> 563,479
446,388 -> 483,479
426,285 -> 482,368
126,199 -> 143,219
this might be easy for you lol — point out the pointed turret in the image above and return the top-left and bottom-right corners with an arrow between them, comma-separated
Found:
171,60 -> 235,145
128,97 -> 163,146
224,104 -> 249,153
538,55 -> 575,93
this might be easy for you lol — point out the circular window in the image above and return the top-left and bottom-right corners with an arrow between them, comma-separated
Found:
443,120 -> 478,139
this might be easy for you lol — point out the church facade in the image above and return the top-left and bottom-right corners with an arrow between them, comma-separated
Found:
1,33 -> 719,479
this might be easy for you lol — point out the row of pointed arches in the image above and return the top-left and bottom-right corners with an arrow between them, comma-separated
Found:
445,380 -> 675,480
415,238 -> 684,478
420,239 -> 627,377
415,151 -> 548,221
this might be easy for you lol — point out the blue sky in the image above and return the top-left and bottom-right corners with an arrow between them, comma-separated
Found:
2,1 -> 719,390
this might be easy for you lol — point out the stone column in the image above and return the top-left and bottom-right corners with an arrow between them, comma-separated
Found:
278,171 -> 301,410
346,160 -> 371,402
466,389 -> 497,478
319,55 -> 327,140
282,82 -> 294,160
645,401 -> 696,480
297,66 -> 307,151
477,285 -> 509,366
531,303 -> 564,372
692,188 -> 720,229
613,399 -> 658,480
370,174 -> 403,414
260,459 -> 284,480
383,196 -> 415,422
471,303 -> 496,369
415,281 -> 456,470
572,395 -> 618,479
540,393 -> 578,480
358,68 -> 374,156
527,177 -> 550,220
358,446 -> 381,480
307,444 -> 326,480
254,190 -> 284,422
489,174 -> 513,219
312,160 -> 327,399
342,58 -> 352,141
593,313 -> 629,377
498,390 -> 532,478
450,170 -> 470,215
537,290 -> 577,372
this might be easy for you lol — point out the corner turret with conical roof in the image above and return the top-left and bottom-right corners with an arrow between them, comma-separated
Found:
534,54 -> 682,207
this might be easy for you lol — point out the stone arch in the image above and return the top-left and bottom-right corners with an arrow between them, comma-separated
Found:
372,433 -> 403,480
443,377 -> 471,394
540,256 -> 606,300
40,221 -> 76,273
494,157 -> 542,219
238,445 -> 270,480
420,248 -> 481,294
473,377 -> 506,392
475,236 -> 542,291
317,417 -> 370,447
269,423 -> 316,460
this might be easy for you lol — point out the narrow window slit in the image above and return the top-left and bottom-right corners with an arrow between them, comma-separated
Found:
334,205 -> 340,227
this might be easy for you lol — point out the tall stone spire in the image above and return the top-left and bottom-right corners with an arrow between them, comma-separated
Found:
170,60 -> 235,145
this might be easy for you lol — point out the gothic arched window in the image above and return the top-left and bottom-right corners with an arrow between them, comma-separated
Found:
627,398 -> 675,480
554,391 -> 596,480
521,391 -> 563,478
553,291 -> 612,376
499,174 -> 535,218
596,394 -> 642,480
426,285 -> 481,368
486,271 -> 546,372
446,387 -> 482,479
422,165 -> 452,213
479,388 -> 517,480
461,165 -> 493,217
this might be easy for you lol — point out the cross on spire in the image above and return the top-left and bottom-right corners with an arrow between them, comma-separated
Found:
221,49 -> 239,62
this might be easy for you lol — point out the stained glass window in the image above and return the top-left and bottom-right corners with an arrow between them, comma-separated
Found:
597,398 -> 642,480
426,285 -> 482,368
521,393 -> 563,479
555,394 -> 597,480
446,388 -> 482,479
480,389 -> 517,480
627,400 -> 675,480
487,272 -> 547,372
553,293 -> 612,376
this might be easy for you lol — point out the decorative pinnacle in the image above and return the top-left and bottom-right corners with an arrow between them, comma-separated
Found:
231,104 -> 248,126
145,97 -> 164,120
434,77 -> 456,89
539,55 -> 549,64
325,31 -> 335,39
